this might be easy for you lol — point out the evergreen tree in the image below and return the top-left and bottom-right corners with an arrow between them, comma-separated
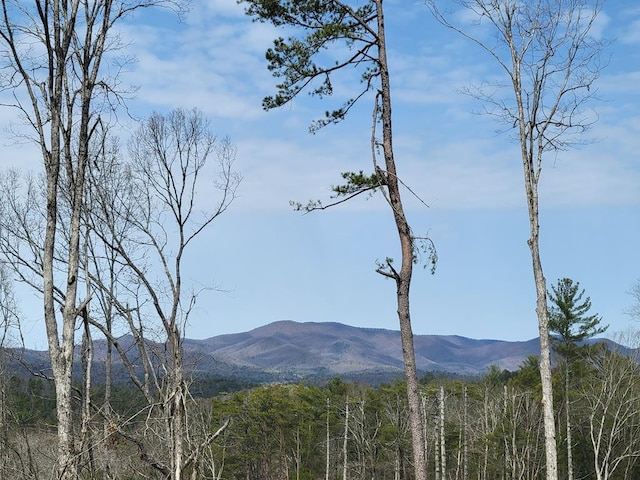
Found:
548,277 -> 607,357
548,277 -> 607,480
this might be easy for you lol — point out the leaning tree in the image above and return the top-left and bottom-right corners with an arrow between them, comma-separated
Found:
241,1 -> 436,478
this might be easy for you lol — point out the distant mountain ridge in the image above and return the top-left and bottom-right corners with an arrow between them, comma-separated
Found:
10,321 -> 575,384
182,320 -> 542,378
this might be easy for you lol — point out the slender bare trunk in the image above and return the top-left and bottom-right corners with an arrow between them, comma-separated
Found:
170,330 -> 185,480
435,419 -> 440,480
394,447 -> 400,480
103,306 -> 113,477
374,2 -> 427,479
482,388 -> 489,480
503,385 -> 508,480
81,311 -> 95,476
524,165 -> 558,480
463,385 -> 468,480
439,385 -> 446,480
343,396 -> 349,480
326,398 -> 330,480
565,362 -> 574,480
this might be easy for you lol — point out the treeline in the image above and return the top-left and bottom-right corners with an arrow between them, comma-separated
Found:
0,373 -> 257,427
203,343 -> 640,480
4,340 -> 636,479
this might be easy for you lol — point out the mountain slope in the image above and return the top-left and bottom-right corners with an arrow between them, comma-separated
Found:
10,321 -> 552,384
185,320 -> 542,377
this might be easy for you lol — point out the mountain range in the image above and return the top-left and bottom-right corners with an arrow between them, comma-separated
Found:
9,321 -> 574,385
180,320 -> 542,381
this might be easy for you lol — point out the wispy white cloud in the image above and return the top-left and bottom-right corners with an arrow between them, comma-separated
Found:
599,71 -> 640,97
118,3 -> 277,120
616,10 -> 640,45
0,0 -> 637,347
3,0 -> 636,216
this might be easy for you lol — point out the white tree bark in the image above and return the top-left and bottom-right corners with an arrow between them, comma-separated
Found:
343,396 -> 349,480
427,2 -> 605,478
0,1 -> 173,477
439,385 -> 446,480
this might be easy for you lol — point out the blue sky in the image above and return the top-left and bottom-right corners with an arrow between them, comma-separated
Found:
4,0 -> 640,349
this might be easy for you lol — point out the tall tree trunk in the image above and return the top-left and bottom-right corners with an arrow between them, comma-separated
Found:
103,306 -> 113,477
170,329 -> 185,480
439,385 -> 446,480
483,388 -> 489,480
503,385 -> 508,480
394,446 -> 401,480
326,398 -> 330,480
565,362 -> 574,480
374,2 -> 427,479
435,420 -> 440,480
80,312 -> 95,477
523,153 -> 558,480
426,2 -> 603,477
343,396 -> 349,480
41,14 -> 75,471
463,385 -> 468,480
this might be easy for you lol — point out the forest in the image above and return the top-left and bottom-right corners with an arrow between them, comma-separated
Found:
2,336 -> 640,480
0,0 -> 635,479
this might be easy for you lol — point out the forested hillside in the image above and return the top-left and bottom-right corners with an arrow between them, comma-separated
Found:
2,340 -> 639,479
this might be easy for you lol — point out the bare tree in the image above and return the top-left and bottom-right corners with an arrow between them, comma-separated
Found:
0,110 -> 236,479
503,384 -> 545,480
326,398 -> 331,480
580,331 -> 640,480
343,397 -> 349,480
438,385 -> 446,480
82,135 -> 139,477
626,280 -> 640,321
0,0 -> 179,478
0,262 -> 21,478
87,108 -> 239,479
427,2 -> 606,479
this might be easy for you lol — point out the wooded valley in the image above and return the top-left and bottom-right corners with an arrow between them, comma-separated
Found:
1,339 -> 640,479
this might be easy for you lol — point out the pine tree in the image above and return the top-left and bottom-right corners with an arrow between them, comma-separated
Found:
548,277 -> 607,480
549,278 -> 607,357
